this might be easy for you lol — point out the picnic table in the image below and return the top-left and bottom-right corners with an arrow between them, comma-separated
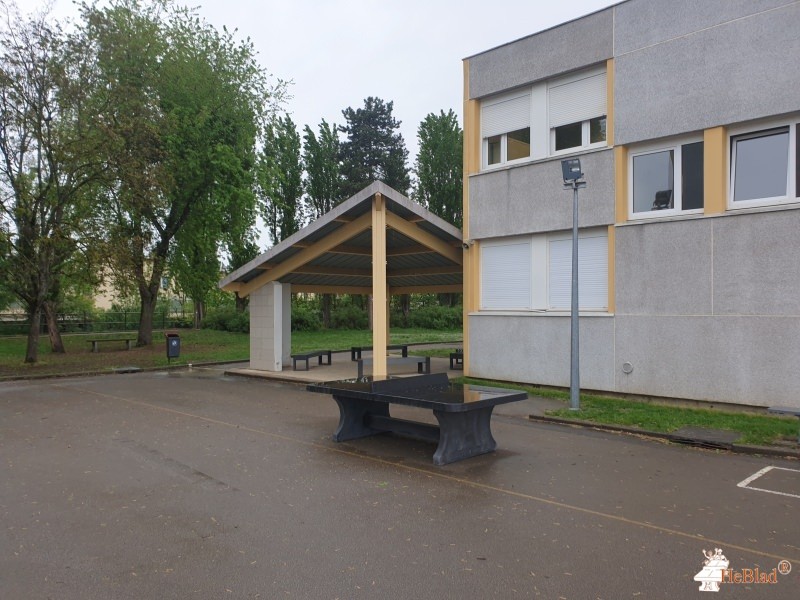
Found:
307,373 -> 528,465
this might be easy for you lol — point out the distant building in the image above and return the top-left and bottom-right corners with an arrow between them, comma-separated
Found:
462,0 -> 800,407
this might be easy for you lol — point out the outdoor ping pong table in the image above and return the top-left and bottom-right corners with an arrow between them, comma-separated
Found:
307,373 -> 528,466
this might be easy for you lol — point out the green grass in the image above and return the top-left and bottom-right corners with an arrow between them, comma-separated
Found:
0,328 -> 461,379
460,377 -> 798,447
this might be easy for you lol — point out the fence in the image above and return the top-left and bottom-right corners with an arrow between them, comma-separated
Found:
0,310 -> 190,336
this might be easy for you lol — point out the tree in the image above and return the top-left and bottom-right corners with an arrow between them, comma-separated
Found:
303,119 -> 341,219
84,0 -> 281,345
0,1 -> 104,362
303,118 -> 342,328
338,96 -> 410,198
413,109 -> 463,228
257,114 -> 303,245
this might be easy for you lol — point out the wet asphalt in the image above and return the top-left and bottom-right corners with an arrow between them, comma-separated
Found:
1,368 -> 798,599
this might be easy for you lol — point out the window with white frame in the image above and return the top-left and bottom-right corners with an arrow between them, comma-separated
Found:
481,92 -> 531,167
730,121 -> 799,207
479,65 -> 608,169
548,68 -> 607,154
480,228 -> 608,311
629,138 -> 704,218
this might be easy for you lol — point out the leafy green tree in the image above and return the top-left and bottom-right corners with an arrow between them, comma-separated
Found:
84,0 -> 281,345
414,109 -> 463,228
303,119 -> 342,219
258,114 -> 303,245
0,1 -> 104,362
338,97 -> 410,198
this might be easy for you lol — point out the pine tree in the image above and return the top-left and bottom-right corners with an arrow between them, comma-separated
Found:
338,97 -> 410,198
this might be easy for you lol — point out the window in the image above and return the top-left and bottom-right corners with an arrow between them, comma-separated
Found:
730,123 -> 798,207
548,68 -> 607,154
479,65 -> 608,168
480,229 -> 608,311
481,239 -> 532,309
629,139 -> 704,218
481,92 -> 531,167
548,232 -> 608,310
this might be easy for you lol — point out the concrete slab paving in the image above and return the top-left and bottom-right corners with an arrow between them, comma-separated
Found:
1,370 -> 798,599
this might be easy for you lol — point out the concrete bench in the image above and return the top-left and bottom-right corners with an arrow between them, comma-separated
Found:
351,344 -> 408,361
768,406 -> 800,442
291,350 -> 332,371
357,355 -> 430,379
449,349 -> 463,370
87,337 -> 136,353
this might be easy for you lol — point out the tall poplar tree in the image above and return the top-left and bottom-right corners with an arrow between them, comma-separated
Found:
303,119 -> 341,219
413,109 -> 463,228
258,114 -> 303,245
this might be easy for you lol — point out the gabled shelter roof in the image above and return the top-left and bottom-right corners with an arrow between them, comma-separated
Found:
219,181 -> 463,297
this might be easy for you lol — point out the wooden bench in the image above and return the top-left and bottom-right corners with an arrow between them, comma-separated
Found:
351,344 -> 408,361
307,373 -> 528,465
357,355 -> 430,379
449,349 -> 463,370
87,337 -> 136,353
291,350 -> 332,371
768,406 -> 800,442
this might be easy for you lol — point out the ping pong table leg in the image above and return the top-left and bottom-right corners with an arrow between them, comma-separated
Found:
332,395 -> 389,442
432,407 -> 497,466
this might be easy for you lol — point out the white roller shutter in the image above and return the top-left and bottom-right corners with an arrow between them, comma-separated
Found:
481,93 -> 530,138
548,232 -> 608,309
548,71 -> 607,128
481,241 -> 531,309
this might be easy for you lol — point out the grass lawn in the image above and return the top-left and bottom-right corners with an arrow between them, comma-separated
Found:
0,328 -> 461,379
462,377 -> 798,447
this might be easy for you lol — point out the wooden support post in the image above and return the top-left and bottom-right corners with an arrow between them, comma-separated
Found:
372,193 -> 388,378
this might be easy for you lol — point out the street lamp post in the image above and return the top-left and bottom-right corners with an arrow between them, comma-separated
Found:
561,159 -> 586,411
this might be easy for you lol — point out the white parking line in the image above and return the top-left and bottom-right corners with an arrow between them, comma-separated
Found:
737,466 -> 800,499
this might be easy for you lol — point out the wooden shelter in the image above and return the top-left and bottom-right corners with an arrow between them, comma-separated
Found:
218,182 -> 463,377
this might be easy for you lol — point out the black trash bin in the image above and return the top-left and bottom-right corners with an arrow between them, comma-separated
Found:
165,332 -> 180,359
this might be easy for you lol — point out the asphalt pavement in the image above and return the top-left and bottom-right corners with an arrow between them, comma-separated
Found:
1,368 -> 798,599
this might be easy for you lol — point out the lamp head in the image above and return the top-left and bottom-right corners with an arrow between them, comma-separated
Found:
561,158 -> 583,183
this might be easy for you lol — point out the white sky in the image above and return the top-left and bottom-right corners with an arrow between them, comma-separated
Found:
47,0 -> 618,165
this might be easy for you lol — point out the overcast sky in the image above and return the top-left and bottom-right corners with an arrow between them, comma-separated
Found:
49,0 -> 617,165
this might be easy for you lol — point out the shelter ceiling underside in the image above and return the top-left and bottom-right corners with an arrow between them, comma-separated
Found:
219,183 -> 464,297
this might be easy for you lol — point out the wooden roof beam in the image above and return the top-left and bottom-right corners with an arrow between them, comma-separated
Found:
386,212 -> 462,265
235,212 -> 372,296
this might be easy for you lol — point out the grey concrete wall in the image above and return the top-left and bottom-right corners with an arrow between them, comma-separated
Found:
613,0 -> 793,55
467,9 -> 613,99
614,315 -> 800,407
615,218 -> 713,315
612,209 -> 800,406
712,210 -> 800,316
469,314 -> 615,390
469,149 -> 615,240
614,1 -> 800,144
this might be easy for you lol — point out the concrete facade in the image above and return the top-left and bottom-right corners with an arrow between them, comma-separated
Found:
465,0 -> 800,407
